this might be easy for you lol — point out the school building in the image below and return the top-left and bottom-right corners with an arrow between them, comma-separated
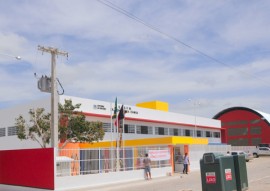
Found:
0,95 -> 228,190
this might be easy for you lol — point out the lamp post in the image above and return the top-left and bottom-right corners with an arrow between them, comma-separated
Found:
188,99 -> 200,137
0,52 -> 21,60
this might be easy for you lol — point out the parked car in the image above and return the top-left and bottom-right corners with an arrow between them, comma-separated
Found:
231,151 -> 254,162
253,147 -> 270,158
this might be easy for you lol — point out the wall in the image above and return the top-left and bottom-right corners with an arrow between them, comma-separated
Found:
0,97 -> 51,150
55,167 -> 171,190
189,144 -> 231,170
0,148 -> 54,190
60,95 -> 221,129
217,109 -> 270,146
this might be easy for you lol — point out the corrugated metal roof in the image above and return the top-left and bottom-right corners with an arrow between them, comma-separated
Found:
254,109 -> 270,123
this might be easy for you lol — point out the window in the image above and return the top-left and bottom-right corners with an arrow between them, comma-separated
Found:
250,127 -> 261,135
205,131 -> 212,137
8,126 -> 18,136
0,127 -> 5,137
250,119 -> 261,124
228,127 -> 248,136
185,129 -> 191,136
196,130 -> 202,137
155,127 -> 168,135
251,138 -> 261,146
158,127 -> 164,135
258,143 -> 270,147
141,126 -> 148,134
173,129 -> 179,136
213,132 -> 220,138
102,123 -> 111,132
228,138 -> 248,146
222,120 -> 248,126
137,126 -> 152,135
124,124 -> 135,134
169,128 -> 180,136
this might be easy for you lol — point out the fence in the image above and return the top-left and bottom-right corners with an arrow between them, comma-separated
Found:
56,146 -> 171,177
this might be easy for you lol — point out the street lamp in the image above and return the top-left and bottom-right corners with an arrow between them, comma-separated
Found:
188,99 -> 200,137
0,52 -> 21,60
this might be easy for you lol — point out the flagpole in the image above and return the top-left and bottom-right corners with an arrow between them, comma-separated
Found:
122,117 -> 125,171
110,102 -> 113,172
116,111 -> 120,171
112,97 -> 118,171
110,102 -> 113,145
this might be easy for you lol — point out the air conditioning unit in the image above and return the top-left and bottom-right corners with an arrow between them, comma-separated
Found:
56,156 -> 74,176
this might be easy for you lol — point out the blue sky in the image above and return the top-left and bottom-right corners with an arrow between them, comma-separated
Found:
1,0 -> 270,118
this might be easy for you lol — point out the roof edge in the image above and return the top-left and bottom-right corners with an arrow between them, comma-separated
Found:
213,106 -> 270,126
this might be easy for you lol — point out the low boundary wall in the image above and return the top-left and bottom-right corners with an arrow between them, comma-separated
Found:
55,167 -> 171,190
0,148 -> 54,190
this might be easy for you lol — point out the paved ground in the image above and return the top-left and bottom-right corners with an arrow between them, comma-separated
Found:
1,157 -> 270,191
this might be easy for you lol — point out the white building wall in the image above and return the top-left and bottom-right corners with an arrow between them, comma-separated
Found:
0,97 -> 51,150
0,95 -> 221,150
189,144 -> 231,170
60,95 -> 220,129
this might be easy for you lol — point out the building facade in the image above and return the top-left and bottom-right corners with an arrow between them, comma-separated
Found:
0,95 -> 225,190
60,95 -> 222,145
0,95 -> 222,150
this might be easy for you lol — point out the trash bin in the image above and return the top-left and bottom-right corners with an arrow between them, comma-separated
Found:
200,153 -> 237,191
233,155 -> 248,191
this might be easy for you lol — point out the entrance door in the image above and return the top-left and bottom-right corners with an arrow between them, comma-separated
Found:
174,146 -> 184,173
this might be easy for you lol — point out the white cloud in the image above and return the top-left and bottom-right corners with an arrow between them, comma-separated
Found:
1,0 -> 270,118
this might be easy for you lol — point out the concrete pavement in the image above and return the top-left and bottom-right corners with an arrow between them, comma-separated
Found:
1,157 -> 270,191
68,171 -> 202,191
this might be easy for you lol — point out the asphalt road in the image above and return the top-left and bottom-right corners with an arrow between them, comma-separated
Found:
1,156 -> 270,191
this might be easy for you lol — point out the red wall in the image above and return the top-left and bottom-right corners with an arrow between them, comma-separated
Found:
217,109 -> 270,145
0,148 -> 54,190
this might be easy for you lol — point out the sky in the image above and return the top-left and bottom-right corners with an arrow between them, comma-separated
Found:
1,0 -> 270,118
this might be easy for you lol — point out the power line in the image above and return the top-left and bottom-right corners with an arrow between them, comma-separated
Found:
97,0 -> 270,87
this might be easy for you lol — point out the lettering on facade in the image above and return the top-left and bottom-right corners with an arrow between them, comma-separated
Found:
124,106 -> 139,115
111,105 -> 139,115
93,104 -> 107,111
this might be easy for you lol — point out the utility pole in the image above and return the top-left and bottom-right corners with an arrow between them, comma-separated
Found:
38,45 -> 68,148
188,99 -> 200,137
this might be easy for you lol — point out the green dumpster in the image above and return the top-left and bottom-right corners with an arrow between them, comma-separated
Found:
200,153 -> 237,191
233,155 -> 248,191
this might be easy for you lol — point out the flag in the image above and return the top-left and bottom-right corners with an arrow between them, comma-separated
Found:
114,105 -> 125,127
112,97 -> 117,119
118,105 -> 125,121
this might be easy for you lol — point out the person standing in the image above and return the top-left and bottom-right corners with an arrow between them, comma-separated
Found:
183,153 -> 190,174
143,153 -> 152,180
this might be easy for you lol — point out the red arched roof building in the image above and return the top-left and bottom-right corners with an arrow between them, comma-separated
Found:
213,107 -> 270,146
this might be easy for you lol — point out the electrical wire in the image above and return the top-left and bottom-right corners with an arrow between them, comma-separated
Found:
57,78 -> 64,95
97,0 -> 270,87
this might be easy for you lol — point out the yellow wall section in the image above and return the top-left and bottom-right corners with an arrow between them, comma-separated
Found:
79,136 -> 208,148
136,101 -> 169,112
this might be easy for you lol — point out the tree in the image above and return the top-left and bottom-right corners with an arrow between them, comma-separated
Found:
15,99 -> 105,148
16,108 -> 51,148
58,99 -> 105,148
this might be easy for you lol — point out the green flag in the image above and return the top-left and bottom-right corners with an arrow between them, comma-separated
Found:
112,97 -> 117,119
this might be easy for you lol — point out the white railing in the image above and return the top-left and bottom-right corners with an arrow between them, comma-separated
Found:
56,146 -> 171,177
